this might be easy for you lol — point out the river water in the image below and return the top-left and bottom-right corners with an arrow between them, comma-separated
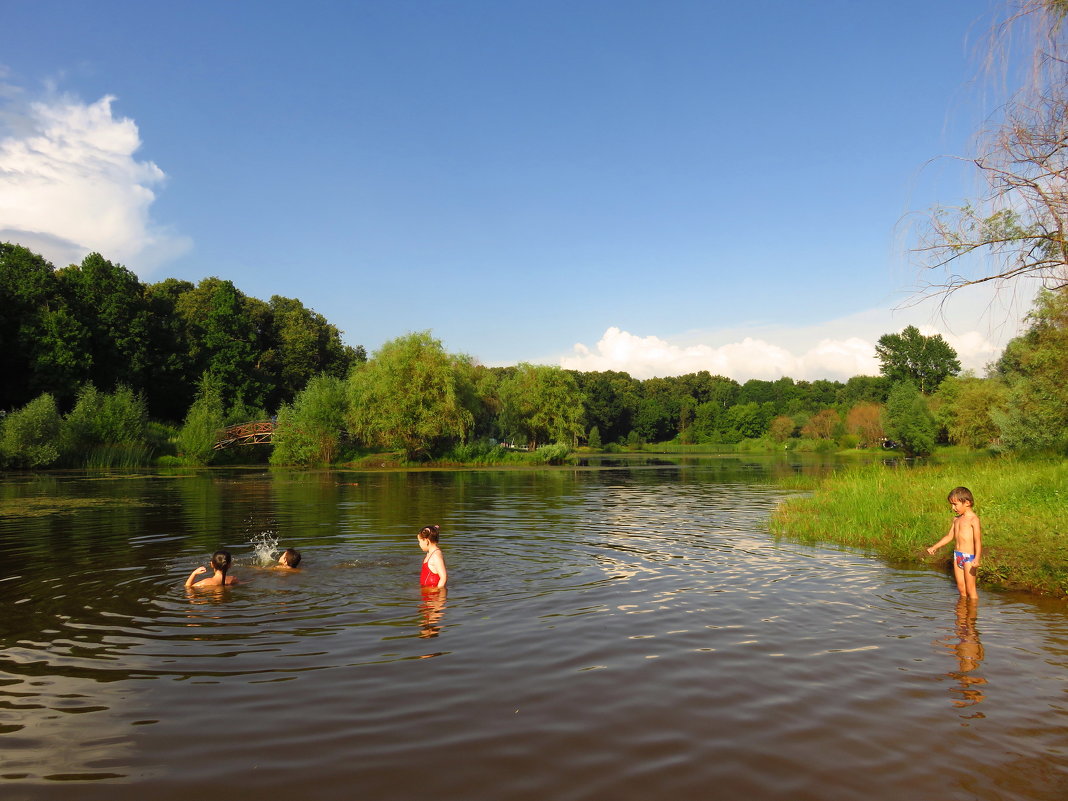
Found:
0,458 -> 1065,800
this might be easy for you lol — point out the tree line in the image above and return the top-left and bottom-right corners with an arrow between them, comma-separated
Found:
1,242 -> 1065,468
0,242 -> 362,422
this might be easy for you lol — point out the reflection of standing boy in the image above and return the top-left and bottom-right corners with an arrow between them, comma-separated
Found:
927,487 -> 983,599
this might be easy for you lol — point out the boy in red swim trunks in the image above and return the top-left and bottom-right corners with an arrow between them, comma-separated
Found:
927,487 -> 983,599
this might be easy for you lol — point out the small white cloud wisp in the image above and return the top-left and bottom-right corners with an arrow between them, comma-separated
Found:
0,91 -> 188,271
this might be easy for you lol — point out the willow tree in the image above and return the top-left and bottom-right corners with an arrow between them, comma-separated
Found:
913,1 -> 1068,297
346,331 -> 475,460
498,363 -> 586,449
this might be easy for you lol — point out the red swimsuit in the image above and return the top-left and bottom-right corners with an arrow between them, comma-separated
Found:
420,553 -> 441,587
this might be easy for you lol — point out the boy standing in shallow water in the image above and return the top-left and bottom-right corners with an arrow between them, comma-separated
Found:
927,487 -> 983,599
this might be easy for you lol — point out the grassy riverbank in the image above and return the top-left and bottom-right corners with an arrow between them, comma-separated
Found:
769,459 -> 1068,597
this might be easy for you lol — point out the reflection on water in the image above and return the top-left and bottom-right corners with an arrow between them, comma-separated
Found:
420,588 -> 448,639
0,461 -> 1066,800
938,597 -> 987,715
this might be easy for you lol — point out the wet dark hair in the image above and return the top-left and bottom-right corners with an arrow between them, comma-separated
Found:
211,550 -> 232,580
419,524 -> 441,544
947,486 -> 975,506
282,548 -> 302,567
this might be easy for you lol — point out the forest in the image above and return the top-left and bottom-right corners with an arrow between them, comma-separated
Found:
1,241 -> 1066,469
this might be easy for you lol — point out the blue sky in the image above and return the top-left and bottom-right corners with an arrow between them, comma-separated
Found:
0,0 -> 1039,381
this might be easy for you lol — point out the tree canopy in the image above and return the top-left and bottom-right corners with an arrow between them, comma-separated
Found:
875,325 -> 961,394
347,332 -> 476,460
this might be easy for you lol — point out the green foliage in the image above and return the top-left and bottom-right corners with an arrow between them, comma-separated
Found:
261,295 -> 358,410
177,278 -> 269,412
0,394 -> 62,468
587,425 -> 602,449
768,415 -> 795,443
883,381 -> 937,456
57,253 -> 153,397
934,375 -> 1008,449
270,374 -> 349,466
532,443 -> 573,465
176,374 -> 226,465
992,288 -> 1068,454
499,363 -> 585,449
347,332 -> 476,460
875,325 -> 961,394
441,438 -> 509,464
573,370 -> 640,444
59,384 -> 150,465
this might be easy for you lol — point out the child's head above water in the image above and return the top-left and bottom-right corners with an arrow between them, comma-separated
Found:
211,550 -> 232,572
947,486 -> 975,508
418,524 -> 440,544
278,547 -> 302,568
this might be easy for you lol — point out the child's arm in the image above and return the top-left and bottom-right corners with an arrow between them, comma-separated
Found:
926,527 -> 955,555
185,565 -> 208,587
971,516 -> 982,566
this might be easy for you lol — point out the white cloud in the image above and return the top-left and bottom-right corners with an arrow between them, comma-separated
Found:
561,327 -> 881,381
559,285 -> 1037,382
0,91 -> 189,271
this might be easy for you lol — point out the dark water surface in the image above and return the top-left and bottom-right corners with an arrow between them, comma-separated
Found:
0,459 -> 1065,800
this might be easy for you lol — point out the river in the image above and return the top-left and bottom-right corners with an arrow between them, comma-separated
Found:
0,457 -> 1065,800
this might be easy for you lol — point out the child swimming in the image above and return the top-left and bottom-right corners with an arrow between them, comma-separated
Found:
185,550 -> 240,588
927,486 -> 983,599
277,547 -> 302,568
417,524 -> 447,589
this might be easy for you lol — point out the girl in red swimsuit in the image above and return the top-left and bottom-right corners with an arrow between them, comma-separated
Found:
418,524 -> 447,589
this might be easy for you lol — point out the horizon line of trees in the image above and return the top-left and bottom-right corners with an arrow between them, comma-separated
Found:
2,242 -> 1065,468
1,242 -> 364,423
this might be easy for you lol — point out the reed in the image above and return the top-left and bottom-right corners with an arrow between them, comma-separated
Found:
82,443 -> 156,469
770,459 -> 1068,596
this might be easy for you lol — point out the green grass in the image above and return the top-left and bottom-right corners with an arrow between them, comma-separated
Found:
770,458 -> 1068,596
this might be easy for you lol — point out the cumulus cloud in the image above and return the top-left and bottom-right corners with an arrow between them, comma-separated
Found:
559,288 -> 1026,382
0,91 -> 189,271
561,327 -> 881,381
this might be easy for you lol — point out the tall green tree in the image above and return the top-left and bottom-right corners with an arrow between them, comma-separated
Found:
56,253 -> 153,395
875,325 -> 961,394
144,278 -> 197,421
934,375 -> 1008,449
176,278 -> 268,412
883,381 -> 937,456
0,243 -> 59,409
992,287 -> 1068,452
347,332 -> 475,460
574,370 -> 639,444
262,295 -> 357,410
499,363 -> 585,449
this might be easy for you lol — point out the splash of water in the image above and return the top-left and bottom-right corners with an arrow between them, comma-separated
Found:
251,531 -> 279,566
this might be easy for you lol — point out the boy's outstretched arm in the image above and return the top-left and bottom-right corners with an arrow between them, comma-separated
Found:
926,527 -> 955,555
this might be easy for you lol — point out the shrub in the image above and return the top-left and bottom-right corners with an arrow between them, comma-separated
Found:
270,374 -> 348,466
177,374 -> 226,465
533,443 -> 572,465
0,394 -> 62,468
